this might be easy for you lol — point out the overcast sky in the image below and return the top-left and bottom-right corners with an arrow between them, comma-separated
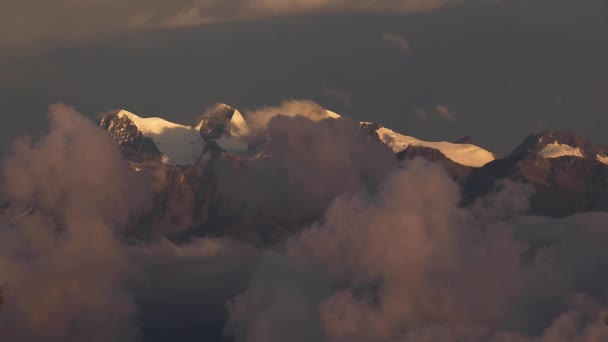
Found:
1,0 -> 607,154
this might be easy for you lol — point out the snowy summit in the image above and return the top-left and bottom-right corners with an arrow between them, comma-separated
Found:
374,127 -> 495,167
100,103 -> 501,168
116,110 -> 205,165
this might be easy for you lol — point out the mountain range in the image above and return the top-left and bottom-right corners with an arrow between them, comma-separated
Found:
99,104 -> 608,243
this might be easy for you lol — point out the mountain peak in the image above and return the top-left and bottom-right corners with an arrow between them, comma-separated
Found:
371,126 -> 495,167
509,129 -> 608,164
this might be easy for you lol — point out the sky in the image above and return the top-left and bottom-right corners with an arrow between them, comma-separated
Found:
1,0 -> 607,154
2,3 -> 608,338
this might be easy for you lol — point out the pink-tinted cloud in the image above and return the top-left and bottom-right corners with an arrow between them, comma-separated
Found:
0,104 -> 151,341
225,159 -> 608,342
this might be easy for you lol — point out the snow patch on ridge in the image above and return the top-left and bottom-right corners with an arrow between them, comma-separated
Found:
375,127 -> 495,167
597,154 -> 608,165
538,141 -> 583,159
325,109 -> 342,119
229,109 -> 251,137
216,108 -> 251,154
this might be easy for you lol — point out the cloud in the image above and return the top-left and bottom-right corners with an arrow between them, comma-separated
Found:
160,0 -> 467,28
0,104 -> 151,341
2,101 -> 608,341
214,111 -> 398,236
225,159 -> 608,342
381,33 -> 413,54
0,0 -> 472,54
323,86 -> 353,107
243,99 -> 342,134
415,104 -> 457,122
0,105 -> 261,340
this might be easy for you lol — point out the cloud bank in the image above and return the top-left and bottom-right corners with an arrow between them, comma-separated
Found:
0,105 -> 257,341
2,103 -> 608,342
0,104 -> 149,341
225,159 -> 608,342
214,109 -> 397,232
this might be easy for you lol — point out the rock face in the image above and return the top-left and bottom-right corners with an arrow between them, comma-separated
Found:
98,111 -> 164,163
197,105 -> 237,141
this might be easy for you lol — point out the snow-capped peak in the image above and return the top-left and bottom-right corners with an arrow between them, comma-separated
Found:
194,103 -> 250,138
99,106 -> 256,166
117,110 -> 205,165
374,127 -> 495,167
228,109 -> 251,137
101,104 -> 529,169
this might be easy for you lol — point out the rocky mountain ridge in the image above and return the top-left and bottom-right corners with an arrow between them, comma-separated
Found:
98,104 -> 608,243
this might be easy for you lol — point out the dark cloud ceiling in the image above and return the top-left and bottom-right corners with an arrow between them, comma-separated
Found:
0,0 -> 606,155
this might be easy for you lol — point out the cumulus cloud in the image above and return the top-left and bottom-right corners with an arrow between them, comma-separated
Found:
0,105 -> 261,340
225,159 -> 608,342
0,104 -> 151,341
3,101 -> 608,342
242,100 -> 341,134
381,33 -> 413,54
415,104 -> 457,122
214,112 -> 398,231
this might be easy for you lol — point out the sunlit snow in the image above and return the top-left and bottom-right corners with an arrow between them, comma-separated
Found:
538,141 -> 583,159
375,127 -> 495,167
597,154 -> 608,165
118,110 -> 205,165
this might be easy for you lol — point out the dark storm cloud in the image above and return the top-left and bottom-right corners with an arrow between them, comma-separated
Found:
224,159 -> 608,342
